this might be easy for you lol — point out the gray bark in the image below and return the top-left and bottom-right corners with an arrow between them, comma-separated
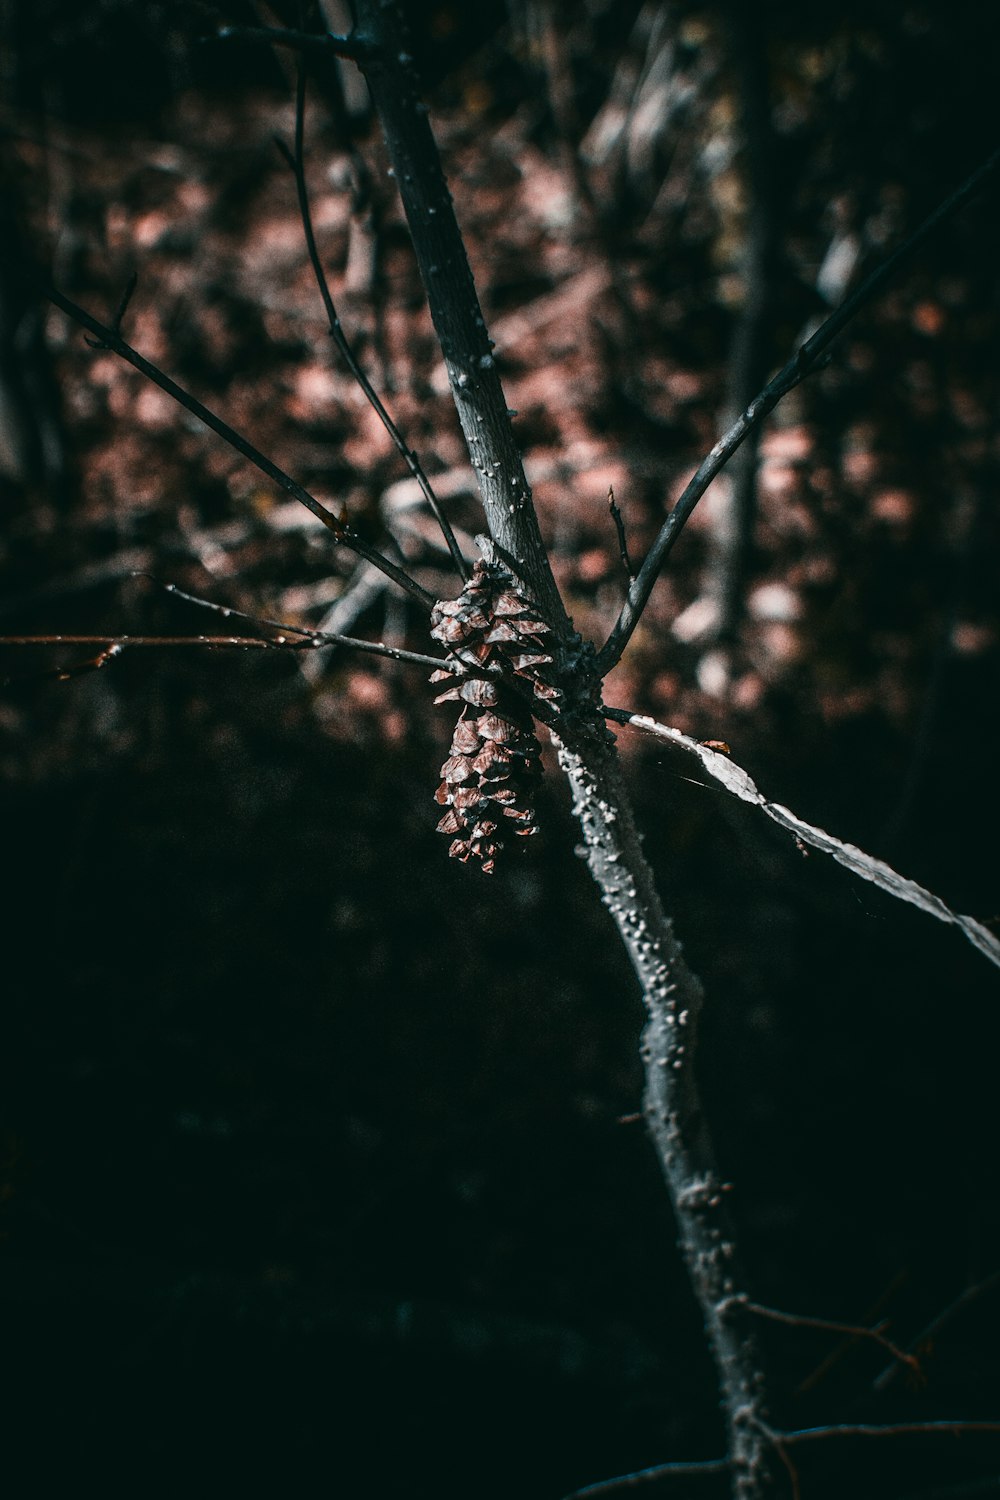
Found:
554,715 -> 770,1495
351,3 -> 772,1490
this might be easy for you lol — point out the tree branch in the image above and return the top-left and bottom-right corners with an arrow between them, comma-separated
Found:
553,715 -> 774,1497
556,1418 -> 1000,1500
0,631 -> 449,672
154,577 -> 452,669
0,633 -> 289,686
873,1268 -> 1000,1394
216,23 -> 373,64
46,287 -> 434,610
595,145 -> 1000,674
603,706 -> 1000,971
735,1297 -> 920,1379
281,58 -> 469,580
560,1456 -> 731,1499
608,485 -> 634,582
347,8 -> 775,1490
779,1422 -> 1000,1445
350,0 -> 569,624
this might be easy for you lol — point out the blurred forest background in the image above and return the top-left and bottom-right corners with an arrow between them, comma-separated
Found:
1,2 -> 999,1496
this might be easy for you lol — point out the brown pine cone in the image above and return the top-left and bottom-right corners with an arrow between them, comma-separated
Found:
429,560 -> 559,874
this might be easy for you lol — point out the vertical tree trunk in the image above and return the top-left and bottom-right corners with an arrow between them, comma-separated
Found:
352,4 -> 772,1488
554,715 -> 770,1495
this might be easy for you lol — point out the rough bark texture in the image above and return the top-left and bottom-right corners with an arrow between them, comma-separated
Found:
554,714 -> 770,1496
353,0 -> 568,627
351,4 -> 772,1490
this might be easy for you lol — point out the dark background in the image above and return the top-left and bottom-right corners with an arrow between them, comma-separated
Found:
1,3 -> 999,1496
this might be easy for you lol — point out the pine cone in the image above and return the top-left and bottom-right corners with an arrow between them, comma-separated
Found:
429,560 -> 558,874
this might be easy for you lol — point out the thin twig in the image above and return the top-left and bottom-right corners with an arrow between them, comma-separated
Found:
752,1420 -> 801,1500
0,635 -> 308,647
153,577 -> 453,670
216,24 -> 373,64
778,1422 -> 1000,1445
110,271 -> 138,333
559,1457 -> 731,1499
737,1298 -> 921,1379
797,1268 -> 909,1396
596,145 -> 1000,673
46,287 -> 435,610
0,634 -> 293,687
874,1268 -> 1000,1393
282,61 -> 469,580
608,485 -> 634,581
0,628 -> 449,672
158,574 -> 550,698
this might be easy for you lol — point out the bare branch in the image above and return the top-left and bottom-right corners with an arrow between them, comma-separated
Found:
604,707 -> 1000,971
874,1269 -> 1000,1394
608,485 -> 634,582
752,1419 -> 802,1500
46,287 -> 435,610
350,0 -> 570,624
346,6 -> 775,1486
796,1268 -> 909,1396
0,633 -> 299,686
736,1298 -> 921,1379
215,23 -> 372,64
109,270 -> 138,333
282,61 -> 469,580
1,634 -> 306,650
0,628 -> 451,676
779,1422 -> 1000,1445
559,1456 -> 730,1499
154,578 -> 452,670
596,146 -> 1000,674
